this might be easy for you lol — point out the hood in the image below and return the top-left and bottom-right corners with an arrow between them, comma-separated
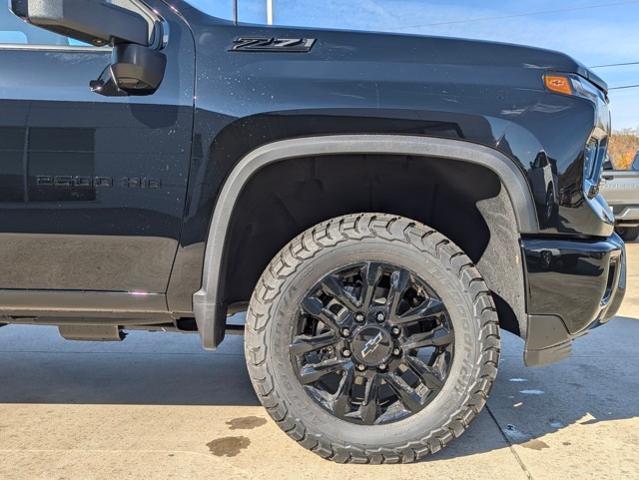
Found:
578,66 -> 609,93
315,28 -> 596,86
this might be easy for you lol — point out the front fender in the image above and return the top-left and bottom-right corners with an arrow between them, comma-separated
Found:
192,134 -> 539,349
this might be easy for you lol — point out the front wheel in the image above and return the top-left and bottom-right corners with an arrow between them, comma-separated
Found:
245,213 -> 500,464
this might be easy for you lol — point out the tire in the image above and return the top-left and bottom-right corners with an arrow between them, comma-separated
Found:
616,226 -> 639,242
245,213 -> 500,464
544,186 -> 556,221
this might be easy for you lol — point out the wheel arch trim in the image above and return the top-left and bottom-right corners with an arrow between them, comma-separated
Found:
192,134 -> 538,349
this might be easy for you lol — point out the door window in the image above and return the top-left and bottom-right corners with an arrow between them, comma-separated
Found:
0,6 -> 74,46
0,0 -> 151,47
0,30 -> 27,44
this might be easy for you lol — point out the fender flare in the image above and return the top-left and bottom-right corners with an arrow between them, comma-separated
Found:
193,134 -> 539,349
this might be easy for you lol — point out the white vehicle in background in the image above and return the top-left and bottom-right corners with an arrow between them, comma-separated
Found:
602,151 -> 639,241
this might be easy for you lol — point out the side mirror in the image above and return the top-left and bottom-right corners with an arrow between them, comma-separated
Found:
10,0 -> 167,95
91,44 -> 167,96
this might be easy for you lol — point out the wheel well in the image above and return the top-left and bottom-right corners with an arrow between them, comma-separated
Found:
220,153 -> 525,337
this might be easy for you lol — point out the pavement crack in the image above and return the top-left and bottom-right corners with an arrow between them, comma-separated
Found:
486,404 -> 534,480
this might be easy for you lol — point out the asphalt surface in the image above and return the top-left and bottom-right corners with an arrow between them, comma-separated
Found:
1,244 -> 638,479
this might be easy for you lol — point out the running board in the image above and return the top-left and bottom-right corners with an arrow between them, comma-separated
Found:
54,323 -> 242,342
58,324 -> 125,342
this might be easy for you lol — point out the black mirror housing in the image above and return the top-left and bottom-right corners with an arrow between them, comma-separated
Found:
111,43 -> 167,94
10,0 -> 150,47
91,44 -> 166,96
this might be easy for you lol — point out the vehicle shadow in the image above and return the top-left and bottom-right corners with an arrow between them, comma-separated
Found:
0,326 -> 261,407
434,315 -> 639,460
0,316 -> 638,460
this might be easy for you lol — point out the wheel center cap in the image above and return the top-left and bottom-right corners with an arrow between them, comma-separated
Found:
352,326 -> 393,366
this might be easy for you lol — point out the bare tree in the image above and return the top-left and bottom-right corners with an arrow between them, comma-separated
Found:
610,129 -> 639,169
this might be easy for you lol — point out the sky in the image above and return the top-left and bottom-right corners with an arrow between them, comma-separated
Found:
190,0 -> 639,131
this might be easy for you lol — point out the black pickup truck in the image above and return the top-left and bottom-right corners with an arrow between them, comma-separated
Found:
0,0 -> 625,464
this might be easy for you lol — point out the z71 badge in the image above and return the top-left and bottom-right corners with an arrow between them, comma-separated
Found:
230,37 -> 316,53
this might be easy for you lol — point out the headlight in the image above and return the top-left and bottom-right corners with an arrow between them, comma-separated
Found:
570,76 -> 602,103
584,138 -> 599,180
544,72 -> 609,200
544,74 -> 606,103
583,137 -> 609,199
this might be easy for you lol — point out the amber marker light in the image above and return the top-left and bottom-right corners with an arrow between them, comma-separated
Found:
544,74 -> 573,96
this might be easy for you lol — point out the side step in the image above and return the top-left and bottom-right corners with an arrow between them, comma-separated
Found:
58,325 -> 126,342
55,322 -> 244,342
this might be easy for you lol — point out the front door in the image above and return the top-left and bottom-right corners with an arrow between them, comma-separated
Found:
0,1 -> 194,295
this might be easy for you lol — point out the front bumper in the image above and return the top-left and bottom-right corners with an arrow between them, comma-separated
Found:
521,233 -> 626,366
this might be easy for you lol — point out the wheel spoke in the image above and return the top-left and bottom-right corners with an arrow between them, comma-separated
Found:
385,372 -> 423,413
299,358 -> 350,384
321,275 -> 360,311
404,355 -> 444,392
403,324 -> 453,350
359,373 -> 381,424
359,262 -> 383,309
392,298 -> 445,325
301,297 -> 341,331
289,331 -> 339,356
387,269 -> 410,315
330,365 -> 355,418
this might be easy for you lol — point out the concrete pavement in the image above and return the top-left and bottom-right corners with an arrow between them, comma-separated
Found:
1,245 -> 638,479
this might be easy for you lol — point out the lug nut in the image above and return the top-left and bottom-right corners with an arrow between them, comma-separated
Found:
355,313 -> 365,323
341,327 -> 351,337
392,347 -> 402,356
342,349 -> 352,358
378,363 -> 387,371
391,326 -> 401,336
376,312 -> 385,322
357,364 -> 366,372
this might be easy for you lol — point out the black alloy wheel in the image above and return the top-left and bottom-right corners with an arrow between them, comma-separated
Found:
290,262 -> 454,425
